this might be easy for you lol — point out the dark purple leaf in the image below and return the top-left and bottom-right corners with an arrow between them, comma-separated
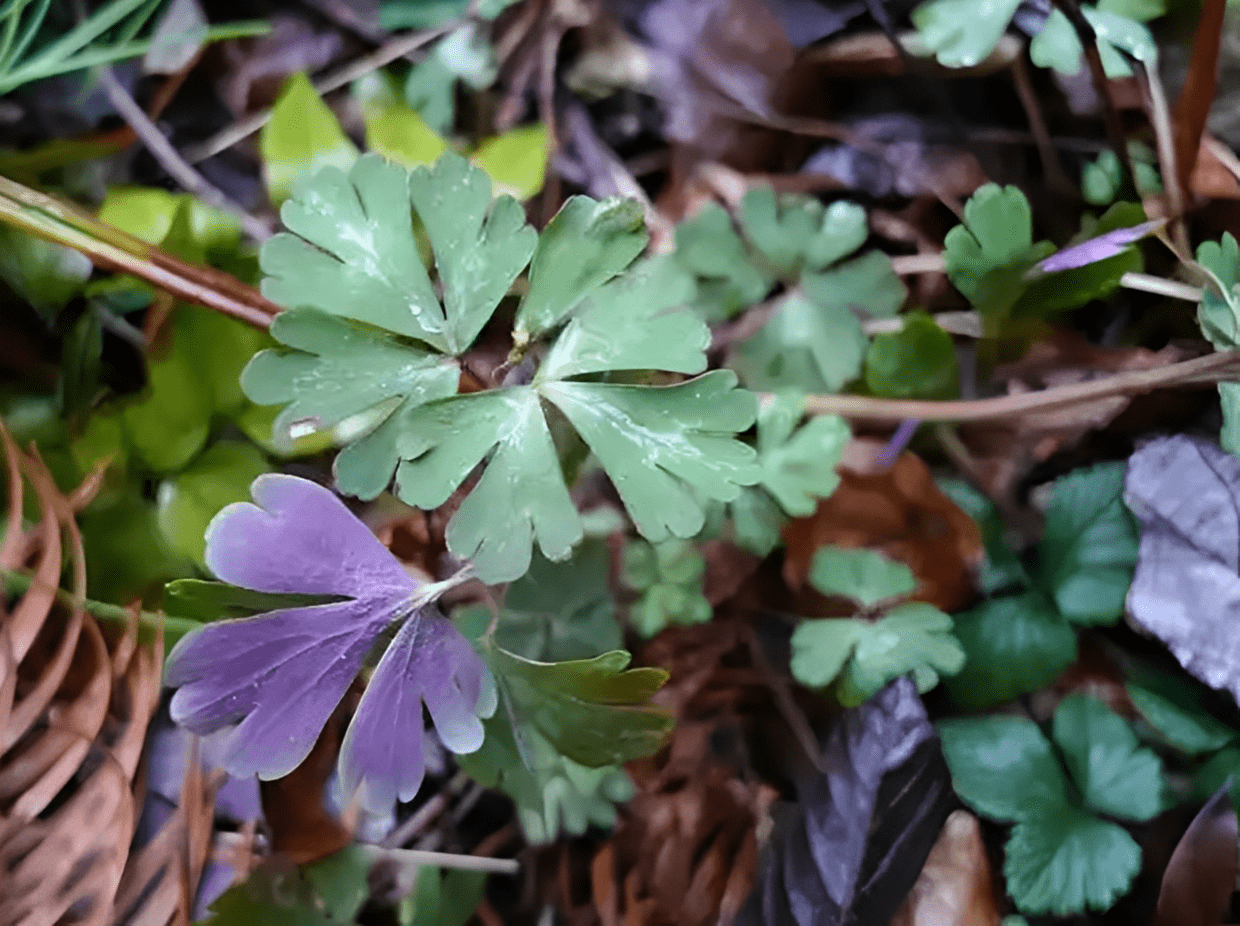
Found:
166,474 -> 493,813
1154,784 -> 1238,926
1126,435 -> 1240,703
738,678 -> 956,926
1033,220 -> 1164,274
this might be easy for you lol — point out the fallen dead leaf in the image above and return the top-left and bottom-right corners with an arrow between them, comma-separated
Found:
1153,785 -> 1238,926
891,810 -> 1002,926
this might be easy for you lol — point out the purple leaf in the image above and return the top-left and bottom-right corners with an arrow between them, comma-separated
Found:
340,607 -> 496,811
1033,220 -> 1164,275
166,474 -> 494,812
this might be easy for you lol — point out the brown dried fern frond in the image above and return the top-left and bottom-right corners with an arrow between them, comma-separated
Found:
0,429 -> 217,925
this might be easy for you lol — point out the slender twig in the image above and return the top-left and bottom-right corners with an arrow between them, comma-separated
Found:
357,843 -> 519,875
97,67 -> 272,243
1134,60 -> 1190,256
801,348 -> 1240,421
183,22 -> 456,164
1120,270 -> 1201,302
1011,53 -> 1071,193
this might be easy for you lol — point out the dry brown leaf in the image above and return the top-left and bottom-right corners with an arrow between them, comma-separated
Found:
0,428 -> 178,925
1153,785 -> 1238,926
782,449 -> 983,613
891,810 -> 1002,926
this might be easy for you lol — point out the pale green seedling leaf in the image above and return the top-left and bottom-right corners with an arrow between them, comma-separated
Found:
1038,462 -> 1137,625
514,195 -> 648,338
837,602 -> 964,704
730,292 -> 866,393
473,124 -> 550,201
1052,693 -> 1163,821
543,371 -> 760,543
394,388 -> 583,582
481,640 -> 673,767
1196,233 -> 1240,350
754,392 -> 849,517
939,715 -> 1069,821
911,0 -> 1023,68
362,95 -> 449,167
738,188 -> 867,276
260,72 -> 359,206
260,154 -> 448,350
622,539 -> 711,637
789,618 -> 867,689
671,202 -> 771,320
946,592 -> 1076,710
157,442 -> 271,568
1004,807 -> 1141,914
809,545 -> 916,608
242,308 -> 460,453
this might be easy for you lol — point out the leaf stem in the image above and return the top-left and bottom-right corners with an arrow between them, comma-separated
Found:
801,348 -> 1240,421
356,843 -> 519,874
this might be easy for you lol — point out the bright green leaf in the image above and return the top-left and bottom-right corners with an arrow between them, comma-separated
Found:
801,250 -> 908,320
260,72 -> 359,206
473,124 -> 550,200
1037,462 -> 1137,625
947,592 -> 1077,710
730,292 -> 866,393
789,618 -> 867,688
864,312 -> 959,399
121,327 -> 213,473
481,640 -> 672,767
1126,679 -> 1237,755
670,202 -> 771,321
362,95 -> 449,168
514,195 -> 648,338
910,0 -> 1023,68
402,867 -> 486,926
1196,233 -> 1240,350
157,442 -> 271,567
939,715 -> 1069,821
1052,693 -> 1164,821
1004,806 -> 1140,914
839,602 -> 964,704
809,545 -> 916,608
0,224 -> 90,317
738,188 -> 866,276
754,392 -> 849,517
622,539 -> 711,637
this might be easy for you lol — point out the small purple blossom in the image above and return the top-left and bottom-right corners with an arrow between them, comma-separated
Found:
1033,219 -> 1165,275
166,474 -> 494,813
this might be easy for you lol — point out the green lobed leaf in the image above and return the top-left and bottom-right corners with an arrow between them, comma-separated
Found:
156,441 -> 271,568
946,592 -> 1077,710
754,392 -> 849,517
1127,679 -> 1237,755
837,602 -> 965,704
728,487 -> 787,556
730,292 -> 866,393
670,202 -> 771,321
910,0 -> 1023,68
808,545 -> 917,608
738,187 -> 866,276
1004,806 -> 1141,914
1196,233 -> 1240,350
789,617 -> 868,689
939,715 -> 1069,821
401,867 -> 487,926
622,539 -> 711,637
1052,693 -> 1164,821
1037,462 -> 1137,625
864,312 -> 960,399
480,640 -> 672,768
259,72 -> 359,207
514,196 -> 648,338
1030,5 -> 1157,78
800,249 -> 908,320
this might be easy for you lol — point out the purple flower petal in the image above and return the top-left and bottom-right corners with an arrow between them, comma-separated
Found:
1034,219 -> 1165,275
168,597 -> 401,778
340,607 -> 496,813
204,473 -> 416,599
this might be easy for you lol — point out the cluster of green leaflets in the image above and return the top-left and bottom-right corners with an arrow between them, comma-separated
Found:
942,695 -> 1164,914
943,185 -> 1147,329
1192,233 -> 1240,453
790,546 -> 965,705
912,0 -> 1160,76
246,151 -> 763,583
941,463 -> 1139,711
452,545 -> 670,843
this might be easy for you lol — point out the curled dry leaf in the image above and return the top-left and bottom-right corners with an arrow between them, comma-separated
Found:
1153,784 -> 1238,926
782,449 -> 983,613
891,810 -> 1002,926
0,428 -> 202,925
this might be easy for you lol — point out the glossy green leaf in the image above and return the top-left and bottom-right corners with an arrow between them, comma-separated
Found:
939,715 -> 1069,821
1053,693 -> 1164,821
473,124 -> 550,200
157,442 -> 271,567
947,592 -> 1077,710
1191,746 -> 1240,806
1038,462 -> 1137,625
864,312 -> 960,399
0,224 -> 90,317
179,305 -> 267,417
670,202 -> 771,321
730,292 -> 866,393
481,640 -> 672,767
910,0 -> 1023,68
622,539 -> 711,637
362,95 -> 449,168
402,867 -> 486,926
260,72 -> 359,206
754,392 -> 849,517
1197,233 -> 1240,350
122,326 -> 213,473
1127,680 -> 1236,755
97,186 -> 241,256
242,308 -> 460,451
514,195 -> 648,338
809,545 -> 916,608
